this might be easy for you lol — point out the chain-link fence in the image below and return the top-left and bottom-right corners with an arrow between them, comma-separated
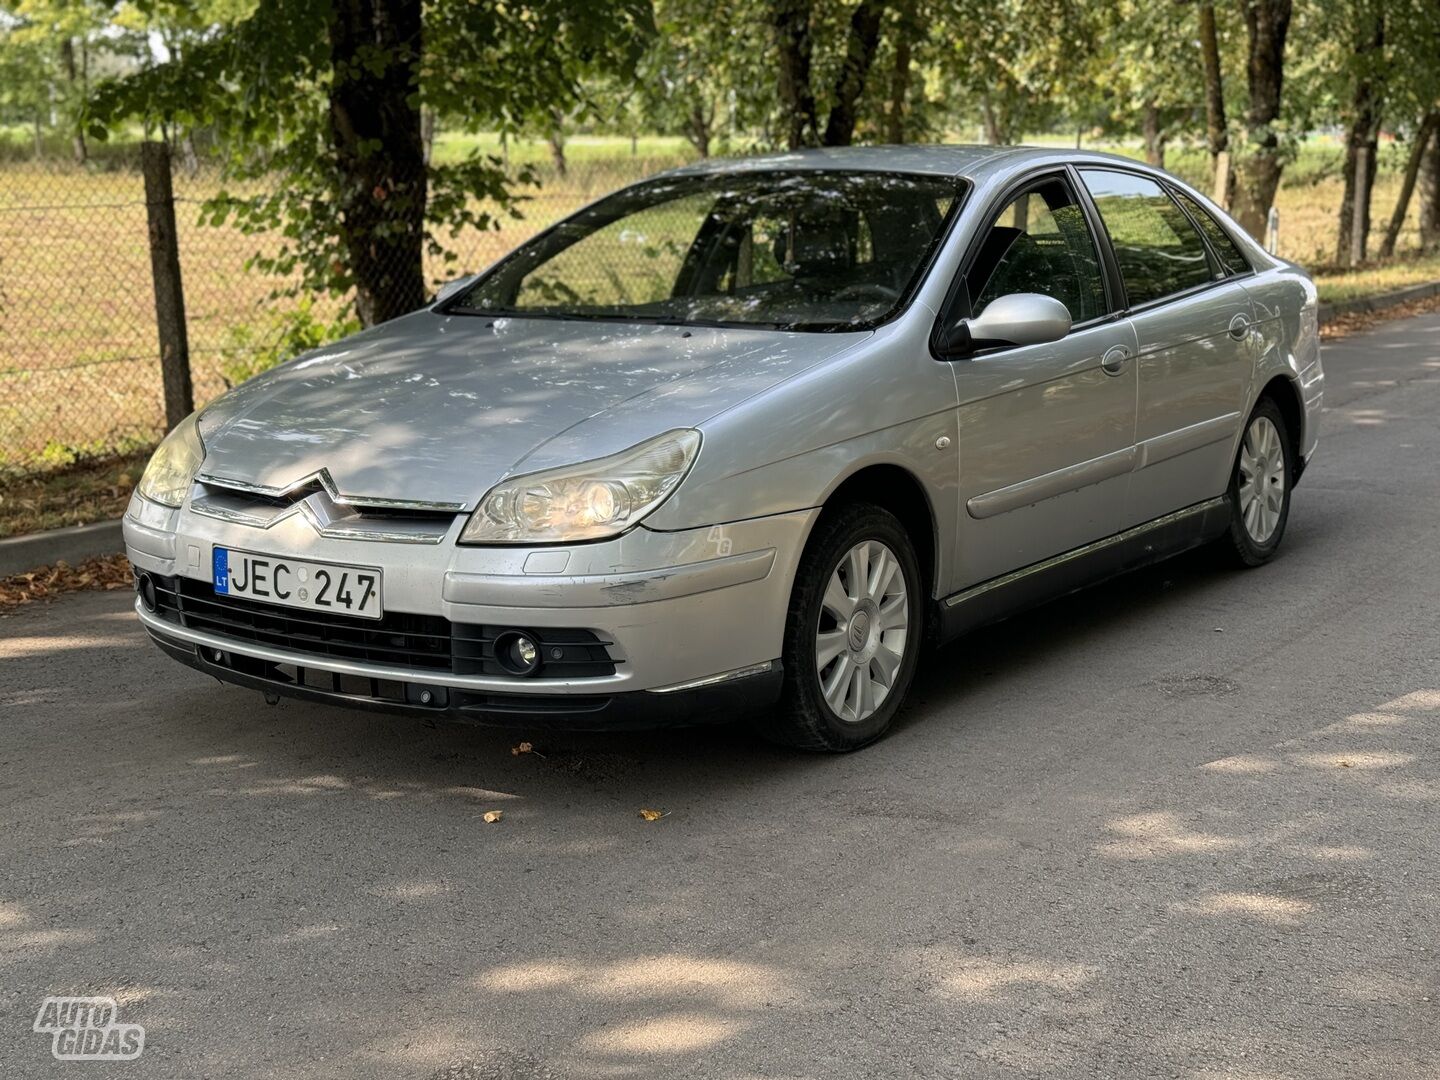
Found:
0,146 -> 666,480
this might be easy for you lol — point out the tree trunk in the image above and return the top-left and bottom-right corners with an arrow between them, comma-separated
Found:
546,109 -> 567,178
885,0 -> 917,144
1231,0 -> 1292,240
1198,0 -> 1231,205
60,37 -> 87,165
980,94 -> 1006,145
1420,129 -> 1440,251
1335,9 -> 1384,266
1379,112 -> 1439,258
1142,100 -> 1166,168
33,112 -> 44,161
420,108 -> 436,165
771,0 -> 819,149
327,0 -> 427,327
822,0 -> 886,147
180,130 -> 200,176
685,100 -> 713,158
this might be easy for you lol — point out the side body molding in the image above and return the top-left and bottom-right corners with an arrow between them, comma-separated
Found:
966,446 -> 1136,520
966,410 -> 1242,521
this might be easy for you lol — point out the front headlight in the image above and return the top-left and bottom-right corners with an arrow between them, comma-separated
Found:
137,412 -> 205,508
460,429 -> 701,545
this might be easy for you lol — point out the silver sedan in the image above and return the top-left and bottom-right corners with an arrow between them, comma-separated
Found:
125,146 -> 1323,750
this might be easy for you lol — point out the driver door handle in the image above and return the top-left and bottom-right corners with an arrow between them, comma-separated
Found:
1101,345 -> 1131,376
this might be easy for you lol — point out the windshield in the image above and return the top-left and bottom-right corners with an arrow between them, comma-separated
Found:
448,170 -> 964,332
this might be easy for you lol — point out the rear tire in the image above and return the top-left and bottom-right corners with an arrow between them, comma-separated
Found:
761,504 -> 923,752
1217,397 -> 1293,567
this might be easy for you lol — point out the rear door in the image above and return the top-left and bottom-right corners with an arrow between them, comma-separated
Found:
945,171 -> 1140,587
1077,168 -> 1256,527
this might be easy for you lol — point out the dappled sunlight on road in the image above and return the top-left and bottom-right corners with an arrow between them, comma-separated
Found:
476,955 -> 789,1010
1178,891 -> 1314,927
1200,753 -> 1281,774
1097,810 -> 1245,860
0,631 -> 146,658
580,1011 -> 738,1057
937,956 -> 1095,1004
5,327 -> 1440,1080
0,898 -> 96,956
1290,749 -> 1415,770
345,955 -> 797,1073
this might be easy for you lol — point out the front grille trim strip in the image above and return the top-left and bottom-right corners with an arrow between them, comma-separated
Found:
139,600 -> 635,694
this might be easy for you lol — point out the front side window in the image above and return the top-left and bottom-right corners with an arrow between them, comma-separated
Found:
967,176 -> 1108,323
1078,170 -> 1215,307
452,171 -> 962,331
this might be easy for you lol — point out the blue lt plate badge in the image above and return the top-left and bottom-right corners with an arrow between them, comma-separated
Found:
213,547 -> 230,594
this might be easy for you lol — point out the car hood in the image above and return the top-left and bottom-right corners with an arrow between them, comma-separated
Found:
196,310 -> 868,507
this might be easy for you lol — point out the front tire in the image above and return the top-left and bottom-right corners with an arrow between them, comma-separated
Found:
763,504 -> 923,752
1218,397 -> 1293,567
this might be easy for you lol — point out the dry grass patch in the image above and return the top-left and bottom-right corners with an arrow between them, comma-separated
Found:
0,450 -> 147,538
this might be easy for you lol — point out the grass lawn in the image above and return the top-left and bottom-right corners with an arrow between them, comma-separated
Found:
1312,251 -> 1440,304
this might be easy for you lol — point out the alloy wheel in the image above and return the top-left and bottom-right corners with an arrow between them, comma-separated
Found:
1238,414 -> 1286,544
815,539 -> 910,723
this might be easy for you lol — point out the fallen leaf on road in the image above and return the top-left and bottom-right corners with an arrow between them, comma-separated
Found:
638,808 -> 667,822
483,810 -> 503,823
1321,290 -> 1440,340
512,741 -> 533,755
0,554 -> 132,612
1338,760 -> 1353,768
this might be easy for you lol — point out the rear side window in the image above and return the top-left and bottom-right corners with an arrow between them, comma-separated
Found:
967,177 -> 1108,323
1078,170 -> 1214,307
1173,190 -> 1252,276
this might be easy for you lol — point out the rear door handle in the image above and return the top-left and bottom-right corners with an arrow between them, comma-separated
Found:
1228,313 -> 1251,340
1101,345 -> 1131,376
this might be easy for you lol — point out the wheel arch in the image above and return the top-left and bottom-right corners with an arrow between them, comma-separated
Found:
809,463 -> 940,601
1256,373 -> 1306,482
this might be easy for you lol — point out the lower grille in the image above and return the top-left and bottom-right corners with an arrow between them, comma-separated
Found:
147,574 -> 617,679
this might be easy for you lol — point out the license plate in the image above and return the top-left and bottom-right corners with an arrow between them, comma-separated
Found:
213,548 -> 383,620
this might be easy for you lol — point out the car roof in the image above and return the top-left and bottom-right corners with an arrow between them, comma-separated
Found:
658,144 -> 1157,183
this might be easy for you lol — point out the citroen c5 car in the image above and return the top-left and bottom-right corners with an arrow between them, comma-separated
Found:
125,146 -> 1322,751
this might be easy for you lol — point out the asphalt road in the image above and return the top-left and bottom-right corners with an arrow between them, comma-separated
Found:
4,312 -> 1440,1080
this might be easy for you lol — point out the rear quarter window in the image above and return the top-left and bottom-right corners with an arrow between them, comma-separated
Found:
1173,190 -> 1252,276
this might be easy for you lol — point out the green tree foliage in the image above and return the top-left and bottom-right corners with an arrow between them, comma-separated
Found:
937,0 -> 1095,146
630,0 -> 771,156
2,0 -> 146,162
88,0 -> 654,326
0,24 -> 54,156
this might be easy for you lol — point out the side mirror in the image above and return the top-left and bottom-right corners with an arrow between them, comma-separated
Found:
433,274 -> 477,305
939,292 -> 1072,356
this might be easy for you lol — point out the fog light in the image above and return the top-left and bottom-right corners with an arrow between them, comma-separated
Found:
495,630 -> 542,676
136,572 -> 157,612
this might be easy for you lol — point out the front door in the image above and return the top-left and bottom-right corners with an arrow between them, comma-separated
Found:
947,173 -> 1140,587
1077,169 -> 1256,526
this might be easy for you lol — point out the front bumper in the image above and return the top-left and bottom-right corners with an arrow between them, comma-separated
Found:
125,494 -> 816,726
143,618 -> 784,729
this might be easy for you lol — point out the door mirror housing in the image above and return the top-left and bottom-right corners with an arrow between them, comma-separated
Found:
938,292 -> 1072,357
433,274 -> 477,305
